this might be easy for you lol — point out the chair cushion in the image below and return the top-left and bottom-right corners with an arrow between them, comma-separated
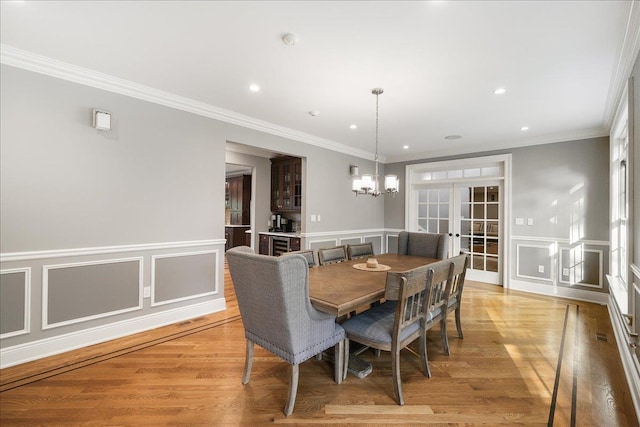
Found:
341,302 -> 421,345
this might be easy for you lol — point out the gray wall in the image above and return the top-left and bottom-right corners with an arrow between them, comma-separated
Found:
384,137 -> 610,292
0,64 -> 386,363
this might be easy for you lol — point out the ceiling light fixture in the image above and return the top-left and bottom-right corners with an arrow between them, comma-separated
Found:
352,88 -> 399,197
350,124 -> 358,129
249,84 -> 260,92
521,126 -> 530,131
403,145 -> 409,149
494,87 -> 506,95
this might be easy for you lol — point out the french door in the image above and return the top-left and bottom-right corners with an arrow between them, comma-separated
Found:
414,182 -> 502,284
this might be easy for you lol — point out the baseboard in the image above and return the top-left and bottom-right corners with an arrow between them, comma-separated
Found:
607,295 -> 640,419
508,279 -> 610,304
0,299 -> 226,369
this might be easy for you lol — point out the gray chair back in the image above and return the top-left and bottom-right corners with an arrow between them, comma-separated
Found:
226,246 -> 346,415
347,242 -> 374,260
397,231 -> 449,260
227,246 -> 342,364
318,245 -> 348,265
282,249 -> 317,268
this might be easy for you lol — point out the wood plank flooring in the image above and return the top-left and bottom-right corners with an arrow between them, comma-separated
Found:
0,265 -> 637,426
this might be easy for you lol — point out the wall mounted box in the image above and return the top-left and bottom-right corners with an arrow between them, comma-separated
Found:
93,109 -> 111,130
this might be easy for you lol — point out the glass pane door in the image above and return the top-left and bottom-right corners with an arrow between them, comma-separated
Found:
457,185 -> 500,283
416,187 -> 450,235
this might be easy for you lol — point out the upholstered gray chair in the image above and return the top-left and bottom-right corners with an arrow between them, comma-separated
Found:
318,245 -> 348,265
226,246 -> 346,416
338,261 -> 433,404
282,249 -> 317,268
444,254 -> 469,348
347,242 -> 375,260
397,231 -> 449,260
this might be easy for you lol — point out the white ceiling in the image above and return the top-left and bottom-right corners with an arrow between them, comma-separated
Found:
1,1 -> 639,162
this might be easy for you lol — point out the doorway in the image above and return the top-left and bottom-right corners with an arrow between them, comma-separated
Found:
406,155 -> 511,285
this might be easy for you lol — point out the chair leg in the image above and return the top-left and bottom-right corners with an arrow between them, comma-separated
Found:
391,345 -> 404,405
343,339 -> 350,380
284,364 -> 299,416
441,318 -> 450,356
419,332 -> 431,378
334,340 -> 344,384
455,307 -> 463,339
242,340 -> 254,385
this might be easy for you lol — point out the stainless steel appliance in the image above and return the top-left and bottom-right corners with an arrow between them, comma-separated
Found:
270,236 -> 290,256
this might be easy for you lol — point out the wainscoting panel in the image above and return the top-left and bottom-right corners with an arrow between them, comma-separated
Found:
338,237 -> 361,247
516,244 -> 553,282
151,250 -> 218,307
0,268 -> 30,338
308,239 -> 339,251
43,258 -> 143,329
559,247 -> 603,288
386,234 -> 399,255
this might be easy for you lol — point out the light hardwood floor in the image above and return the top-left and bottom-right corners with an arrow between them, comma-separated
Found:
0,264 -> 637,426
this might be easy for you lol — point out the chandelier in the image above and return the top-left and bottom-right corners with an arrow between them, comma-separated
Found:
352,88 -> 399,197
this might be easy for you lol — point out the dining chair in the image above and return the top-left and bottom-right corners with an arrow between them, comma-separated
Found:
347,242 -> 375,260
444,254 -> 469,348
341,263 -> 441,405
318,245 -> 348,265
422,258 -> 455,366
282,249 -> 317,268
226,246 -> 346,416
397,231 -> 449,260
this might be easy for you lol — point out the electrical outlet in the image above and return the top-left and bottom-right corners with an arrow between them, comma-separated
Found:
515,217 -> 524,225
538,265 -> 544,273
143,287 -> 151,298
527,218 -> 534,226
310,214 -> 316,222
317,214 -> 321,222
563,268 -> 569,276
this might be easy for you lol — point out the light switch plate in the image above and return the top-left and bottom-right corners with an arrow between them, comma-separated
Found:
310,214 -> 316,222
143,287 -> 151,298
515,218 -> 524,225
527,218 -> 534,226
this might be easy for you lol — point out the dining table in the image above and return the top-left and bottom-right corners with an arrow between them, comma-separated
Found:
307,253 -> 439,377
308,253 -> 439,317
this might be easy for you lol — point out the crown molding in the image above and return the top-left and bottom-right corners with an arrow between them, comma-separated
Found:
0,44 -> 376,162
385,126 -> 609,163
603,0 -> 640,128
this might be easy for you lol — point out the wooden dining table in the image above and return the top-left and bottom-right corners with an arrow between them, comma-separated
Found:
308,253 -> 439,317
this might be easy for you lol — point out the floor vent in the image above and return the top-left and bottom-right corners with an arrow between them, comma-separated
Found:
595,332 -> 608,342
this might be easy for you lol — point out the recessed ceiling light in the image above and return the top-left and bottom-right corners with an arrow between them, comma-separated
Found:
349,124 -> 358,129
249,84 -> 260,92
403,145 -> 409,149
493,87 -> 506,95
445,135 -> 462,140
521,126 -> 530,131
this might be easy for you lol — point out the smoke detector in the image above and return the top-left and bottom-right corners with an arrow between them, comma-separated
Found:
281,33 -> 299,47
